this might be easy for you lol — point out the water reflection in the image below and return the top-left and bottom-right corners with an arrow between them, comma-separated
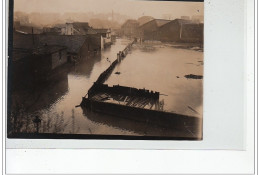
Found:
11,71 -> 69,113
83,108 -> 200,138
70,54 -> 101,77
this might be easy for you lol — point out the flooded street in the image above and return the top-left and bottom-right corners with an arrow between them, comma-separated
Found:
13,38 -> 203,137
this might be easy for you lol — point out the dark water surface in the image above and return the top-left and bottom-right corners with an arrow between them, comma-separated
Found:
12,38 -> 203,137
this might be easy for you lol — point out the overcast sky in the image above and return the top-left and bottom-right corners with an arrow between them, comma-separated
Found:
14,0 -> 203,19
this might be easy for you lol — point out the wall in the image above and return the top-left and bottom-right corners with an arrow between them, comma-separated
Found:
152,21 -> 203,43
79,34 -> 102,58
104,37 -> 112,45
101,36 -> 104,50
13,31 -> 39,49
65,23 -> 74,35
81,98 -> 201,137
38,35 -> 86,54
138,20 -> 159,40
121,22 -> 139,37
13,32 -> 102,56
181,23 -> 204,43
38,34 -> 102,55
51,49 -> 67,69
154,21 -> 181,42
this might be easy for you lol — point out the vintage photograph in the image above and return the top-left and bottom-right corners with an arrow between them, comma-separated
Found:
8,0 -> 204,140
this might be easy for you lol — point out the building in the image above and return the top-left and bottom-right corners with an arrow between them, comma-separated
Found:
181,23 -> 204,43
42,27 -> 62,35
138,19 -> 171,40
191,15 -> 204,23
12,45 -> 68,86
153,19 -> 203,43
13,31 -> 39,49
181,16 -> 190,20
93,28 -> 112,49
137,16 -> 154,26
13,21 -> 43,34
38,34 -> 102,59
62,22 -> 97,35
13,31 -> 102,60
121,19 -> 139,37
33,45 -> 67,70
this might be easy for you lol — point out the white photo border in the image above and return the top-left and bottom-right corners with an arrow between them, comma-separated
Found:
2,0 -> 258,174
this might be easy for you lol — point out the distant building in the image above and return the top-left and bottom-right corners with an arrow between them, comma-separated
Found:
43,27 -> 62,35
63,22 -> 97,35
60,22 -> 111,50
181,16 -> 190,20
153,19 -> 203,43
14,13 -> 30,26
137,16 -> 154,26
13,21 -> 42,34
191,15 -> 204,23
121,19 -> 139,37
138,19 -> 171,40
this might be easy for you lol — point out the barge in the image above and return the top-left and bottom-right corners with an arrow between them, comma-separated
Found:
80,83 -> 201,136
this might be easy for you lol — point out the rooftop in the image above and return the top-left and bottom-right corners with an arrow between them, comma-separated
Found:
158,19 -> 198,29
154,19 -> 172,27
139,19 -> 171,28
32,45 -> 66,55
13,48 -> 32,61
67,22 -> 97,35
13,45 -> 66,61
94,28 -> 110,34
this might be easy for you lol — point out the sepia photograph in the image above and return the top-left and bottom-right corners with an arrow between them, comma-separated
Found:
8,0 -> 204,140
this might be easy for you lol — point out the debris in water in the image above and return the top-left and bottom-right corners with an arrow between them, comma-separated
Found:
184,74 -> 203,79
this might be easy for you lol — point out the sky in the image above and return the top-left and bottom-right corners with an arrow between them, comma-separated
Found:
14,0 -> 204,19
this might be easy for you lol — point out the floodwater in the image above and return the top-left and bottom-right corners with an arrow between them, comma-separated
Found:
105,42 -> 203,117
11,38 -> 203,137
